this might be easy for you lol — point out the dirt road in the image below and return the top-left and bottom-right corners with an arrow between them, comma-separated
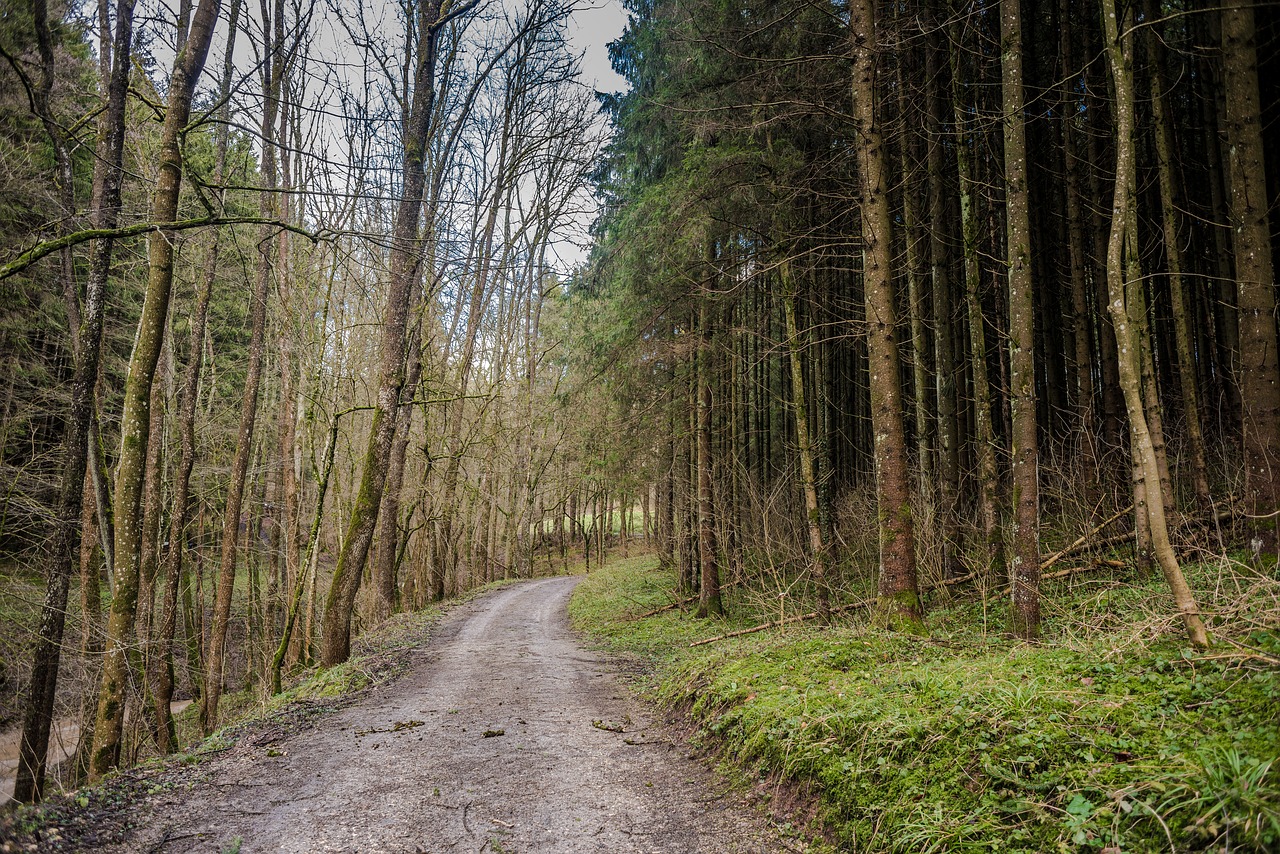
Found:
117,577 -> 783,853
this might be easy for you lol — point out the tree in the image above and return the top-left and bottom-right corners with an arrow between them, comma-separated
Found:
1101,0 -> 1208,648
1001,0 -> 1040,639
13,0 -> 137,801
851,0 -> 921,631
201,0 -> 289,734
320,0 -> 479,667
91,0 -> 225,779
1221,0 -> 1280,555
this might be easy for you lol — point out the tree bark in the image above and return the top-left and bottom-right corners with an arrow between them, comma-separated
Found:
13,0 -> 136,802
925,0 -> 960,576
1102,0 -> 1209,648
781,258 -> 830,621
1059,0 -> 1099,493
200,0 -> 283,731
1221,0 -> 1280,554
1001,0 -> 1040,639
695,302 -> 722,618
90,0 -> 224,779
952,37 -> 1003,580
1147,8 -> 1211,512
851,0 -> 921,631
152,0 -> 240,749
320,0 -> 471,666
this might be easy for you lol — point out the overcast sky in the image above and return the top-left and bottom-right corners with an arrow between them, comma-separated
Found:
566,0 -> 628,95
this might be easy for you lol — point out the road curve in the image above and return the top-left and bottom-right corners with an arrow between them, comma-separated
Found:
123,576 -> 783,853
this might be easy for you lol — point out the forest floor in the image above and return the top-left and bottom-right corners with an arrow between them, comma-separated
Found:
2,576 -> 793,853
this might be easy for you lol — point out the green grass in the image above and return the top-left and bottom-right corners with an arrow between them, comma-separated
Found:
570,555 -> 1280,852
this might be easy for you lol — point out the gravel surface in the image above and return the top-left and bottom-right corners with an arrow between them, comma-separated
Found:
112,576 -> 786,853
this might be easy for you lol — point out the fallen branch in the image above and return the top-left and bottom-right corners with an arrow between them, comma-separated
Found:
689,600 -> 872,647
634,594 -> 698,619
1041,558 -> 1126,582
1217,634 -> 1280,666
1039,505 -> 1133,572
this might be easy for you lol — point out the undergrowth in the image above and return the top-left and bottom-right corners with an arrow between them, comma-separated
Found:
570,554 -> 1280,852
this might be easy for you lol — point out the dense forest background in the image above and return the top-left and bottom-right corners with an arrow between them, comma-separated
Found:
0,0 -> 1276,812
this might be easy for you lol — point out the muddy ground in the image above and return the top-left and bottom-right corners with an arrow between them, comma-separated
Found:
6,577 -> 794,853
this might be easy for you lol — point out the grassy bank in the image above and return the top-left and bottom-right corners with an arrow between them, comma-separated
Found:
570,554 -> 1280,852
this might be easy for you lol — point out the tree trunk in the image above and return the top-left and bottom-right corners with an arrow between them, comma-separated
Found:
1059,0 -> 1099,493
1001,0 -> 1040,639
926,0 -> 960,576
851,0 -> 921,631
90,0 -> 224,779
1221,0 -> 1280,554
781,258 -> 830,621
13,0 -> 136,802
1102,0 -> 1209,648
1147,8 -> 1211,512
201,0 -> 282,731
320,0 -> 464,666
372,312 -> 425,621
951,20 -> 1003,579
695,302 -> 722,618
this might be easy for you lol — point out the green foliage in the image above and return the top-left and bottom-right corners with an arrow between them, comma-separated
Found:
571,556 -> 1280,852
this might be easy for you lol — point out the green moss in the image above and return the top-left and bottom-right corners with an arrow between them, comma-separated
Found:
871,589 -> 926,635
571,556 -> 1280,852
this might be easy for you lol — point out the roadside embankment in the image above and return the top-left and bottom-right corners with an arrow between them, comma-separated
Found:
570,554 -> 1280,852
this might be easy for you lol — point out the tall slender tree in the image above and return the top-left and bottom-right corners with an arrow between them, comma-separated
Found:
12,0 -> 137,803
1001,0 -> 1040,639
91,0 -> 225,779
1221,0 -> 1280,554
1101,0 -> 1208,648
851,0 -> 921,630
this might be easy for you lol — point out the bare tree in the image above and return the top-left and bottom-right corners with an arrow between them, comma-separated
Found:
13,0 -> 138,802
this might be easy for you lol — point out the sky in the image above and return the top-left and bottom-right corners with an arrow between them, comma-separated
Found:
566,0 -> 628,95
130,0 -> 629,268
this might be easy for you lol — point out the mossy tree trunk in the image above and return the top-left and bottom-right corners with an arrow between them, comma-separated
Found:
13,0 -> 136,803
320,0 -> 476,666
1102,0 -> 1209,649
851,0 -> 921,632
91,0 -> 224,779
1001,0 -> 1040,639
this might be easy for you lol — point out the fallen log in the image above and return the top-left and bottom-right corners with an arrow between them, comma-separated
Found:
633,594 -> 698,619
1040,558 -> 1126,582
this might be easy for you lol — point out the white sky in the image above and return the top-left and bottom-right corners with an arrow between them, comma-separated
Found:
566,0 -> 628,95
128,0 -> 628,269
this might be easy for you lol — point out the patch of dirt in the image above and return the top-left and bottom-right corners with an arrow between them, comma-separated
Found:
3,578 -> 795,852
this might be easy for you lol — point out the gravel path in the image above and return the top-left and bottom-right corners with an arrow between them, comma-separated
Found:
119,576 -> 783,853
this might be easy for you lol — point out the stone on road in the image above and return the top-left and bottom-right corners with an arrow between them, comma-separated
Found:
126,577 -> 782,853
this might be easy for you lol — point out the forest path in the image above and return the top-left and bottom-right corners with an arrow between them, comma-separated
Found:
123,576 -> 782,853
